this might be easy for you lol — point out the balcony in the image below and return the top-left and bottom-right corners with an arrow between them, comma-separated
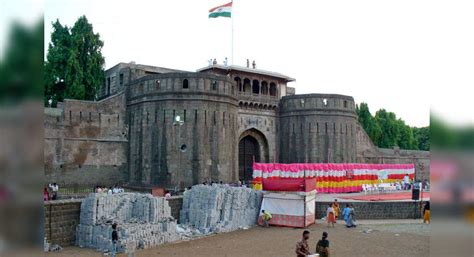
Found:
237,92 -> 280,107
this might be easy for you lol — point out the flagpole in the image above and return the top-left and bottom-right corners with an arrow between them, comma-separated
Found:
231,0 -> 234,65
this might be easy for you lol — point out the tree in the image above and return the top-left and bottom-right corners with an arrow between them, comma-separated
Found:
356,102 -> 430,150
356,103 -> 382,145
413,126 -> 430,151
44,20 -> 71,106
44,16 -> 104,106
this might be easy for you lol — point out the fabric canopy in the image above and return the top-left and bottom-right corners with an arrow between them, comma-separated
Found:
252,163 -> 415,193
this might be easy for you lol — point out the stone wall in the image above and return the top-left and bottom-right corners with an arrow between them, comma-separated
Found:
279,94 -> 358,163
44,199 -> 82,246
44,93 -> 128,187
126,73 -> 239,189
356,125 -> 430,180
315,201 -> 425,220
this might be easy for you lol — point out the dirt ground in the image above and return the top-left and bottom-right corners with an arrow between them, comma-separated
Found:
49,220 -> 429,257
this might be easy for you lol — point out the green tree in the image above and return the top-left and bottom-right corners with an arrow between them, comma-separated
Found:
356,103 -> 382,145
44,20 -> 71,106
374,109 -> 400,148
413,126 -> 430,151
396,118 -> 416,149
357,102 -> 429,150
44,16 -> 104,106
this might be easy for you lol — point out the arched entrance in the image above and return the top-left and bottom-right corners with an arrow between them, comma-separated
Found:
239,136 -> 260,183
238,129 -> 269,183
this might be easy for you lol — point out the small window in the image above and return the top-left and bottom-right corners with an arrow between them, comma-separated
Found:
119,73 -> 124,85
212,81 -> 218,90
323,98 -> 328,106
183,79 -> 189,89
344,100 -> 348,108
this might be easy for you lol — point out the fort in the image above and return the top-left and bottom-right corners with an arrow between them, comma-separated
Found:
44,61 -> 429,190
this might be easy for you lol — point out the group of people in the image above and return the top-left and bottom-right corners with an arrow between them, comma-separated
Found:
326,200 -> 357,228
402,174 -> 430,191
95,185 -> 124,195
296,230 -> 330,257
43,183 -> 59,201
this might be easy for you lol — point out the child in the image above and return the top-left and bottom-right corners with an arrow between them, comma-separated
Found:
111,223 -> 118,257
327,204 -> 336,228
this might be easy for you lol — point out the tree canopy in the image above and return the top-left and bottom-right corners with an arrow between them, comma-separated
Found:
44,16 -> 104,106
356,103 -> 429,151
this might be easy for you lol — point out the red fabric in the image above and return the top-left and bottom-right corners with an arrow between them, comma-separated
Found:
263,178 -> 306,192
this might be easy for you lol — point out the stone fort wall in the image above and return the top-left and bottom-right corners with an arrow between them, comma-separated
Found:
44,93 -> 128,187
279,94 -> 358,163
126,72 -> 239,190
44,64 -> 429,188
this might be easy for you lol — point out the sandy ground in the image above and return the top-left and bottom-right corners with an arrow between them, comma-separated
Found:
47,220 -> 429,257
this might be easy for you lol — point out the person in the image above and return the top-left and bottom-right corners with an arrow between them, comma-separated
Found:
315,231 -> 330,257
112,185 -> 119,194
342,204 -> 351,224
261,210 -> 272,227
165,191 -> 171,198
423,201 -> 430,224
111,223 -> 118,257
395,181 -> 401,191
43,187 -> 50,201
403,174 -> 410,190
326,204 -> 336,228
237,180 -> 242,187
49,183 -> 59,200
346,204 -> 357,228
295,230 -> 311,257
332,199 -> 340,220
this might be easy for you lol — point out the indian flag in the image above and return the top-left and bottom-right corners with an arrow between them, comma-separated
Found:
209,2 -> 232,18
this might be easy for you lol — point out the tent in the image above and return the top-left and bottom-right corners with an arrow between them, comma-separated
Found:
258,178 -> 316,228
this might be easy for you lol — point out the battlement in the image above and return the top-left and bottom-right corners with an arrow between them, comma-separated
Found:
280,94 -> 356,115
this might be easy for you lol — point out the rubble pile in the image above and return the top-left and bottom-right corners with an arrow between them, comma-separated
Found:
180,185 -> 262,234
76,193 -> 179,253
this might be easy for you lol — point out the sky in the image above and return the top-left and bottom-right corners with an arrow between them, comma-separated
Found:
13,0 -> 471,127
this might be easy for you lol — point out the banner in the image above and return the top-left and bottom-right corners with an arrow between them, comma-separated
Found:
252,163 -> 415,193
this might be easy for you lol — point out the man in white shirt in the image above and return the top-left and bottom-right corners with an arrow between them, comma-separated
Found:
50,183 -> 59,200
403,174 -> 410,190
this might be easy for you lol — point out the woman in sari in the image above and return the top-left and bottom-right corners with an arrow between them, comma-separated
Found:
332,199 -> 340,220
342,204 -> 351,224
346,204 -> 356,228
423,201 -> 430,224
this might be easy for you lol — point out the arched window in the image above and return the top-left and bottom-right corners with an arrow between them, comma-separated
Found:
243,78 -> 251,93
183,79 -> 189,89
261,81 -> 268,95
252,80 -> 260,94
343,100 -> 348,108
212,81 -> 218,90
234,77 -> 242,92
269,82 -> 277,96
